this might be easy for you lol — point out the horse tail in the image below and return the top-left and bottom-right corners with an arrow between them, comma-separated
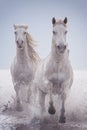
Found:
48,87 -> 56,115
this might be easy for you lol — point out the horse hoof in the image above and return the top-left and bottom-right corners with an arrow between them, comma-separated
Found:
48,103 -> 56,115
16,107 -> 23,112
59,116 -> 66,123
16,104 -> 23,112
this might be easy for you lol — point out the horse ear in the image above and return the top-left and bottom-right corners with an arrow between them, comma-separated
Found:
25,25 -> 28,30
52,17 -> 56,25
14,24 -> 17,29
63,17 -> 67,24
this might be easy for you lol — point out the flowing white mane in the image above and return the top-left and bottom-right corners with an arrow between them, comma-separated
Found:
26,32 -> 40,64
14,24 -> 40,64
11,24 -> 41,111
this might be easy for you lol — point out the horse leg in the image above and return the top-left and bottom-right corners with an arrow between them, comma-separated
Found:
14,84 -> 23,111
59,93 -> 66,123
48,83 -> 56,115
39,89 -> 46,115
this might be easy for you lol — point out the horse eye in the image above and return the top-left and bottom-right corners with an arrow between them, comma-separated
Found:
65,31 -> 68,34
53,31 -> 57,35
24,32 -> 26,35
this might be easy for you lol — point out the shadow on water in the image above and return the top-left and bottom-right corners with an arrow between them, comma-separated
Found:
14,124 -> 59,130
15,124 -> 33,130
0,112 -> 87,130
1,123 -> 87,130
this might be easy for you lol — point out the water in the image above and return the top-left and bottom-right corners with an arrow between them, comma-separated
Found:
0,70 -> 87,129
1,121 -> 87,130
0,111 -> 87,130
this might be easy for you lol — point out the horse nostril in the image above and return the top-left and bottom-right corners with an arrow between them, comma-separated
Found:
16,40 -> 23,44
64,45 -> 66,49
57,45 -> 66,50
16,40 -> 19,44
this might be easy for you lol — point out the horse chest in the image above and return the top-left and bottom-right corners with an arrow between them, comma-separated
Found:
46,62 -> 67,84
13,63 -> 33,83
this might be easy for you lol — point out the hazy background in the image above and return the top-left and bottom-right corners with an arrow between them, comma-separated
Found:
0,0 -> 87,70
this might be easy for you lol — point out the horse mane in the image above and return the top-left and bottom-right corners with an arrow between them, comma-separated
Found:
26,32 -> 40,64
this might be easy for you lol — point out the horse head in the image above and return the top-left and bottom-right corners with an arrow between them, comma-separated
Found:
52,17 -> 68,54
14,24 -> 28,49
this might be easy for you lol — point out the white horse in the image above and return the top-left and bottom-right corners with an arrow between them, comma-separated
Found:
11,25 -> 40,111
35,17 -> 73,123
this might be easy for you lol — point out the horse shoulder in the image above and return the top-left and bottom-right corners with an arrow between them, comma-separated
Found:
58,59 -> 73,87
44,59 -> 58,83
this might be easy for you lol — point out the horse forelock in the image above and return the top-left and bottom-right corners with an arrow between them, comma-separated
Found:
14,24 -> 28,30
26,32 -> 40,64
53,19 -> 67,27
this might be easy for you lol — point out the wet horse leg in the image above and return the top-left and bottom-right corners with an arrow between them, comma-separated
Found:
59,94 -> 66,123
39,89 -> 46,115
14,84 -> 23,111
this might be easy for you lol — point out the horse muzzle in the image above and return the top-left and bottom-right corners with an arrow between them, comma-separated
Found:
57,44 -> 67,53
16,40 -> 24,48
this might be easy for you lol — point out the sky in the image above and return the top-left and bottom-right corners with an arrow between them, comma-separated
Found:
0,0 -> 87,70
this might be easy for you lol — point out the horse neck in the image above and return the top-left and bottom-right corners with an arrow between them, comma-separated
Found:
51,42 -> 68,63
16,43 -> 30,64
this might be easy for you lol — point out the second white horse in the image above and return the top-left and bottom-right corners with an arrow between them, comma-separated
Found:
35,17 -> 73,123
